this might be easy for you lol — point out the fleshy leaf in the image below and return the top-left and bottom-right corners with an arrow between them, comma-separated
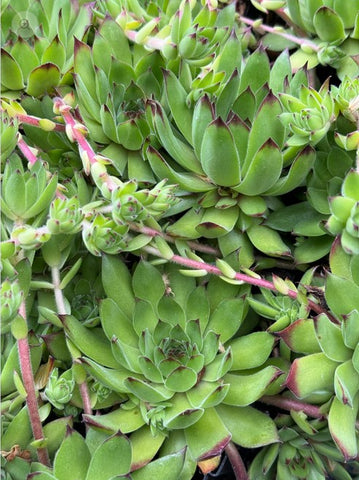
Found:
235,139 -> 283,195
54,428 -> 91,480
200,118 -> 240,186
131,448 -> 186,480
334,360 -> 359,407
83,406 -> 145,434
314,313 -> 352,362
223,367 -> 282,406
185,408 -> 231,460
132,260 -> 165,306
277,318 -> 321,354
26,63 -> 61,97
216,404 -> 279,447
229,332 -> 275,370
85,433 -> 132,479
328,395 -> 359,461
325,273 -> 359,317
102,255 -> 135,319
124,377 -> 173,403
285,352 -> 337,398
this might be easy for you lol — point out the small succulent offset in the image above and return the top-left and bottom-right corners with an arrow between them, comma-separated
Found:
44,368 -> 75,410
279,80 -> 338,146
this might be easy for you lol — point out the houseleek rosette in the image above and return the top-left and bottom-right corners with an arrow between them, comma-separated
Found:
68,257 -> 282,477
326,170 -> 359,254
279,81 -> 337,146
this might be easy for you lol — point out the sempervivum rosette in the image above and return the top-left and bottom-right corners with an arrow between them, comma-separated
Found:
69,257 -> 283,478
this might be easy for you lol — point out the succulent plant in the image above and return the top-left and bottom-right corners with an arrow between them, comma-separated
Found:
2,1 -> 359,479
44,368 -> 75,410
326,169 -> 359,254
1,155 -> 58,222
249,412 -> 359,480
252,0 -> 359,78
279,80 -> 338,146
0,279 -> 23,333
56,257 -> 282,477
1,0 -> 93,96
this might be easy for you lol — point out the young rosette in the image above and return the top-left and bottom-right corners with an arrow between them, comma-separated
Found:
1,155 -> 58,222
0,279 -> 23,333
75,257 -> 281,478
279,81 -> 337,146
44,368 -> 75,410
46,197 -> 84,235
82,214 -> 129,256
326,170 -> 359,254
111,179 -> 177,225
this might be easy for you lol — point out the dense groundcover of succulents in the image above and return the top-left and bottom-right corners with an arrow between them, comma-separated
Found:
1,0 -> 359,479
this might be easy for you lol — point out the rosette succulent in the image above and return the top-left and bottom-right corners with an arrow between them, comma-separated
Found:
279,80 -> 337,146
111,179 -> 177,225
1,0 -> 93,97
0,279 -> 23,333
326,170 -> 359,254
46,196 -> 84,235
1,155 -> 58,222
62,257 -> 283,477
44,368 -> 75,410
258,0 -> 359,78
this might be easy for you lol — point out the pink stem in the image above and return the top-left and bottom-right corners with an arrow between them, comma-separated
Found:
54,98 -> 119,191
144,246 -> 337,322
18,303 -> 50,466
259,395 -> 324,419
51,267 -> 93,417
129,222 -> 220,255
16,113 -> 65,132
239,15 -> 320,52
225,442 -> 248,480
78,382 -> 93,417
53,98 -> 97,165
17,135 -> 38,165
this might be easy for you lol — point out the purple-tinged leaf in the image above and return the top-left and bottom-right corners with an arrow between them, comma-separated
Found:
83,405 -> 145,434
216,404 -> 279,447
185,408 -> 231,460
328,395 -> 359,461
276,318 -> 321,354
223,367 -> 282,406
285,353 -> 337,398
314,313 -> 352,362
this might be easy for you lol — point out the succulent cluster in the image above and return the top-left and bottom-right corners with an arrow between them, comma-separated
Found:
251,0 -> 359,78
1,0 -> 359,479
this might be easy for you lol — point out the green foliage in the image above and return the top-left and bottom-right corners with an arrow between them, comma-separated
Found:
1,1 -> 359,479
